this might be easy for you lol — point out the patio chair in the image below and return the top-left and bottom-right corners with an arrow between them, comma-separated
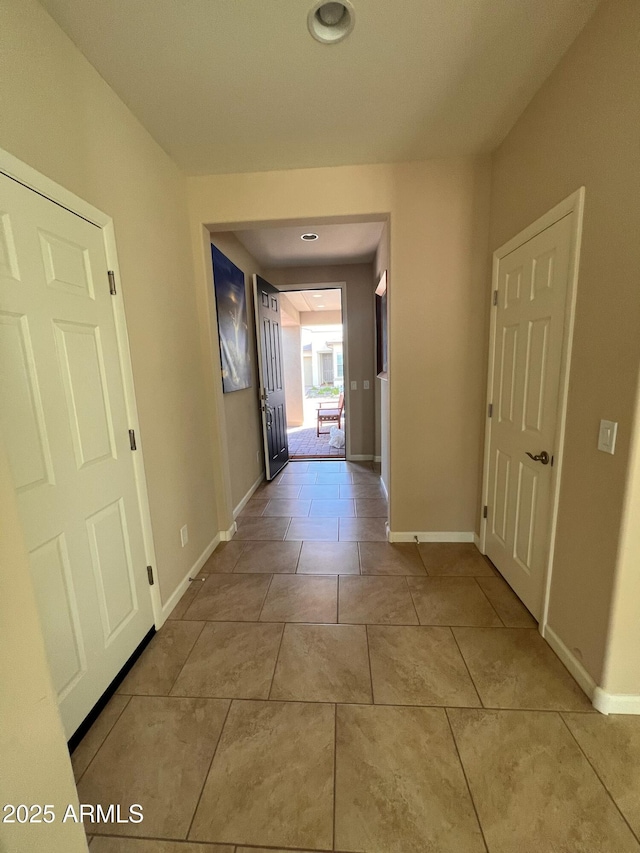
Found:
317,392 -> 344,436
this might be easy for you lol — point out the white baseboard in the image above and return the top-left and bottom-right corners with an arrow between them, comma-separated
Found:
542,624 -> 640,715
473,533 -> 483,551
592,688 -> 640,715
374,455 -> 382,462
347,454 -> 374,462
388,531 -> 474,543
233,472 -> 264,518
220,521 -> 237,541
542,624 -> 596,701
158,533 -> 220,627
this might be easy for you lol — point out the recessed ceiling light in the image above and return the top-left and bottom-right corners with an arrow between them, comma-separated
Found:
318,304 -> 325,308
301,233 -> 319,241
308,1 -> 355,45
312,294 -> 322,298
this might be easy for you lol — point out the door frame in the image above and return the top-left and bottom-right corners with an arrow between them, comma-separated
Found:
276,281 -> 351,459
479,187 -> 585,633
0,146 -> 162,626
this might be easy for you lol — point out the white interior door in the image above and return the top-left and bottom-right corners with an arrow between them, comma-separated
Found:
0,172 -> 154,738
485,213 -> 573,619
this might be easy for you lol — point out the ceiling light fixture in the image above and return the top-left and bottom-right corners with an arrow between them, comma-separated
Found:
307,1 -> 355,45
301,232 -> 319,241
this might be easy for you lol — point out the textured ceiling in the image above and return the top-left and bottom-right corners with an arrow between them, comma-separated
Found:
38,0 -> 598,175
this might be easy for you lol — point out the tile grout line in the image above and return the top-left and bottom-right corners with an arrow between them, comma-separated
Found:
403,575 -> 421,624
165,620 -> 208,697
256,573 -> 276,622
184,697 -> 233,842
332,702 -> 338,851
444,707 -> 491,853
471,576 -> 505,627
267,623 -> 287,700
449,626 -> 485,708
558,713 -> 640,845
364,623 -> 375,703
73,694 -> 132,787
416,545 -> 431,576
90,827 -> 344,852
98,689 -> 602,713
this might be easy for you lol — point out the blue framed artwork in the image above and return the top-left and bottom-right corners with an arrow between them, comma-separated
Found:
211,244 -> 252,393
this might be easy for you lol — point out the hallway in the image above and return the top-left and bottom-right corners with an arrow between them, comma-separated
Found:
73,463 -> 640,852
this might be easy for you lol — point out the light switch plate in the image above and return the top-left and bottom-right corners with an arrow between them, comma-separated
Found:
598,420 -> 618,455
363,380 -> 370,390
350,380 -> 357,390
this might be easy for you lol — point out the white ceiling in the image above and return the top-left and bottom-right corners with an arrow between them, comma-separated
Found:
38,0 -> 598,176
286,289 -> 342,313
234,221 -> 384,267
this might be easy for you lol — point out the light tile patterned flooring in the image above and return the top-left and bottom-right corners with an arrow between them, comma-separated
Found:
75,461 -> 640,853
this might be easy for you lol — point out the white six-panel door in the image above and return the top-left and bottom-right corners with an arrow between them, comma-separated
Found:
485,213 -> 574,619
0,172 -> 154,738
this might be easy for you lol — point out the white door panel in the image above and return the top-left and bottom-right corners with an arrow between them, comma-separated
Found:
486,214 -> 573,618
0,172 -> 153,738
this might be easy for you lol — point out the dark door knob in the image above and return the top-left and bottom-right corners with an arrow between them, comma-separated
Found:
526,451 -> 550,465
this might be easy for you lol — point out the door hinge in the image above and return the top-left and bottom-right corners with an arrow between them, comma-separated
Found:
483,505 -> 488,519
146,565 -> 154,585
488,403 -> 493,418
129,429 -> 137,451
493,290 -> 498,306
551,454 -> 555,467
107,270 -> 117,295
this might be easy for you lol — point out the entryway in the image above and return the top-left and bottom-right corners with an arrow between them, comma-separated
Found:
281,287 -> 346,459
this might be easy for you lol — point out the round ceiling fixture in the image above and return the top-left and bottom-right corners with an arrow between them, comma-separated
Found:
301,232 -> 319,241
307,1 -> 355,44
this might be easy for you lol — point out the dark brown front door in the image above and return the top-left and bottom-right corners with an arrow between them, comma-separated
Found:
253,275 -> 289,480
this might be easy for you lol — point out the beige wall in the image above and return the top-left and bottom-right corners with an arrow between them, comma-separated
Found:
266,265 -> 376,459
188,158 -> 491,533
0,0 -> 219,606
604,372 -> 640,695
489,0 -> 640,686
208,233 -> 265,510
375,223 -> 391,489
0,442 -> 87,853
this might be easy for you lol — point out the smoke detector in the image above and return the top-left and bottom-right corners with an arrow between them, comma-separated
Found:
308,1 -> 355,44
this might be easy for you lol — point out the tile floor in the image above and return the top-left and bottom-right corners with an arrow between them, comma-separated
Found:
75,461 -> 640,853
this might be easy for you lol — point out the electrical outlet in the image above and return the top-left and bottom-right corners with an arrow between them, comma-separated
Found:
363,380 -> 370,390
180,525 -> 189,547
350,380 -> 357,390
